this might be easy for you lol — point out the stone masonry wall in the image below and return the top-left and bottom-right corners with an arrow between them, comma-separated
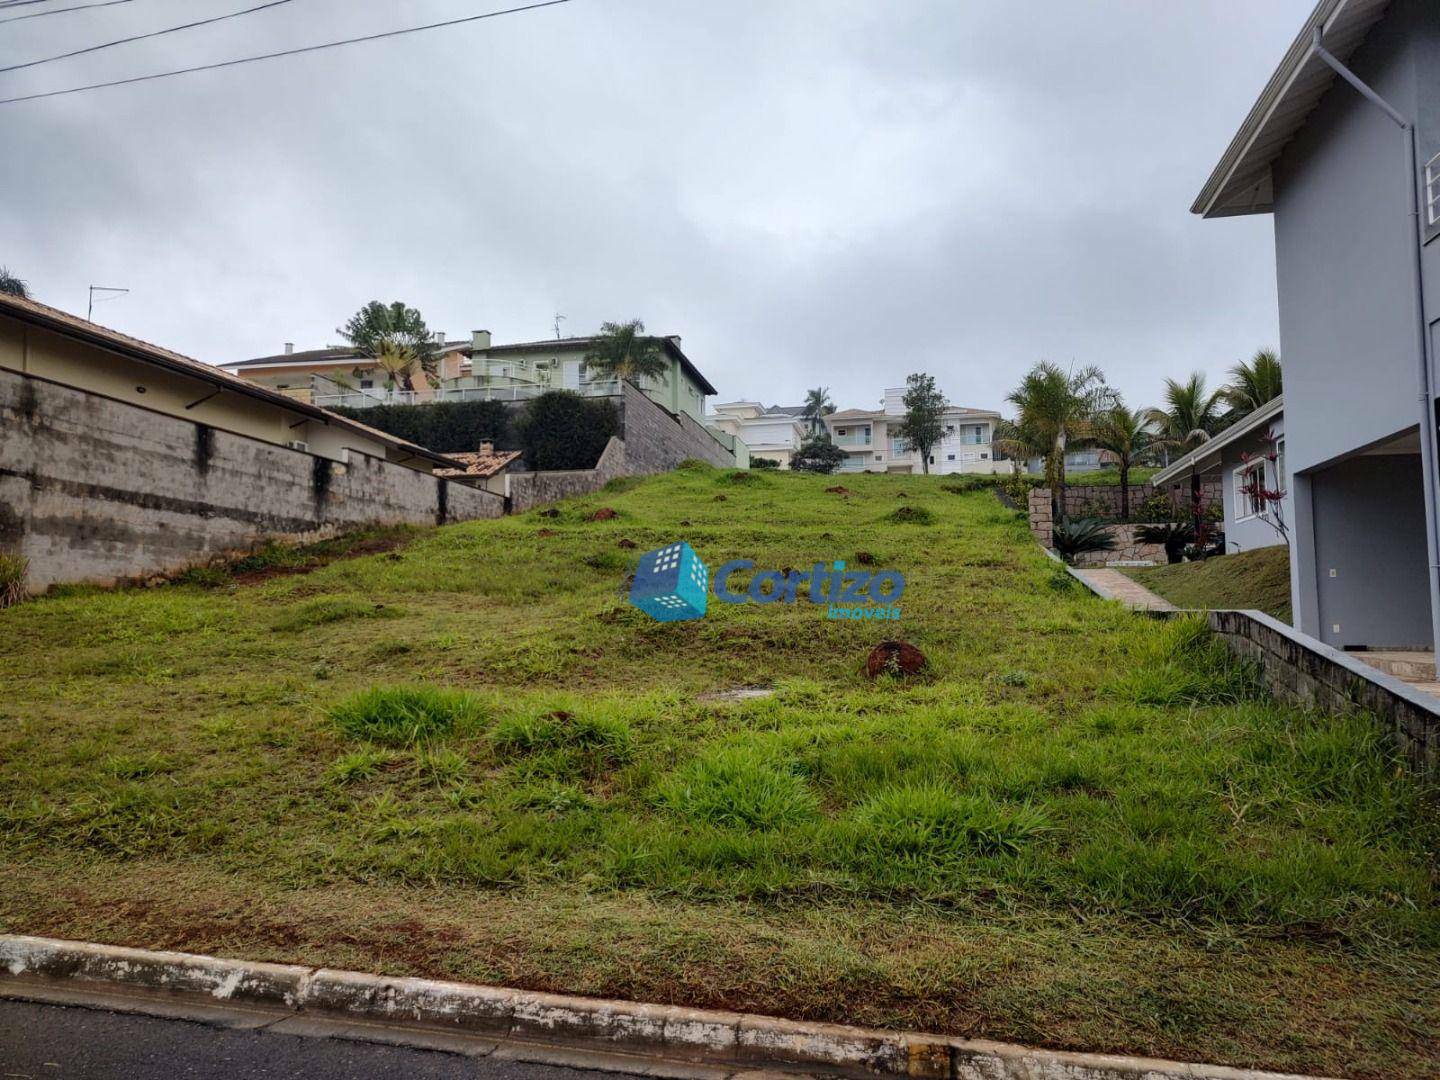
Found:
1207,609 -> 1439,776
0,368 -> 503,592
508,437 -> 627,514
619,381 -> 735,472
1070,524 -> 1169,568
1028,490 -> 1167,566
1061,481 -> 1222,520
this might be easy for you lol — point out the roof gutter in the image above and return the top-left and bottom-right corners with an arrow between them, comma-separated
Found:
1308,25 -> 1440,654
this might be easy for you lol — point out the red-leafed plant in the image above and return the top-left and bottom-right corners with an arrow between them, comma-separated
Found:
1238,428 -> 1287,544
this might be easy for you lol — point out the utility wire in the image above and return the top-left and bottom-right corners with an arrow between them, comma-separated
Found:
0,0 -> 292,74
0,1 -> 135,25
0,0 -> 573,104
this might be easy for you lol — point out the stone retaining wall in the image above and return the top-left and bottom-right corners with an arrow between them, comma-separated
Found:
508,437 -> 627,514
1207,609 -> 1440,775
1029,489 -> 1167,566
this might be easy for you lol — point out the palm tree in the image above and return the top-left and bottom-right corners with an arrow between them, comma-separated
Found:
1222,348 -> 1282,420
0,267 -> 28,299
583,319 -> 668,388
1147,372 -> 1224,536
1005,361 -> 1110,520
1090,403 -> 1152,520
801,387 -> 835,435
337,301 -> 438,391
373,337 -> 424,395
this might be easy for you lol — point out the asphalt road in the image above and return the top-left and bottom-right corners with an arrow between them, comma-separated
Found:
0,999 -> 637,1080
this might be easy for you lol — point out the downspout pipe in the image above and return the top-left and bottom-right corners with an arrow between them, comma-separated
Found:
1310,28 -> 1440,654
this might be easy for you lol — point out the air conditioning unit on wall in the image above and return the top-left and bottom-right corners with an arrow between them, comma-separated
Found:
285,440 -> 309,453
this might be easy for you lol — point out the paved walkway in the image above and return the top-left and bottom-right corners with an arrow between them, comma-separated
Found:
1069,568 -> 1176,612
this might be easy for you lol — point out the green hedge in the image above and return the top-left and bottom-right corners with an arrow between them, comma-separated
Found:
329,399 -> 514,454
514,391 -> 620,471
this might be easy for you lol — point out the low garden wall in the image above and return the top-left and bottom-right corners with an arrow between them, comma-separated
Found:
508,437 -> 627,513
1208,609 -> 1439,775
1027,489 -> 1167,566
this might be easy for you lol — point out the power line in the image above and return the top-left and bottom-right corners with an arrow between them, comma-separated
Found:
0,0 -> 135,25
0,0 -> 292,75
0,0 -> 574,105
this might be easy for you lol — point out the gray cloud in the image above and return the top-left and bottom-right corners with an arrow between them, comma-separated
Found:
0,0 -> 1303,413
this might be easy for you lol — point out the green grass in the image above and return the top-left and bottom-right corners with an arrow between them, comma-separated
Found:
1123,546 -> 1293,621
1066,467 -> 1160,486
0,468 -> 1435,1077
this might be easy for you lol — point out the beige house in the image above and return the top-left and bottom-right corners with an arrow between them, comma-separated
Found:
0,293 -> 456,472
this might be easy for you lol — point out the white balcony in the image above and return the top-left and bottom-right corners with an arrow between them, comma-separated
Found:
312,380 -> 621,410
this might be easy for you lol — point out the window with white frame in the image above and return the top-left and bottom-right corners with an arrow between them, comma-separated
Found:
1234,460 -> 1267,520
1275,437 -> 1286,493
1427,151 -> 1440,228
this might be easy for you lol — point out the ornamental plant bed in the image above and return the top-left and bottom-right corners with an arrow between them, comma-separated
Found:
1,466 -> 1435,1079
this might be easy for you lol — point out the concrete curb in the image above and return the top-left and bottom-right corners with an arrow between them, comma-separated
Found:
0,934 -> 1329,1079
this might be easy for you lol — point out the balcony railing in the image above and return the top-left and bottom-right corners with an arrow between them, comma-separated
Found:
312,381 -> 621,410
832,434 -> 873,448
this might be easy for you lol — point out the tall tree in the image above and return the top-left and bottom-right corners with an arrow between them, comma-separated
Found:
895,373 -> 946,475
583,319 -> 668,388
337,301 -> 437,392
1090,403 -> 1152,521
1222,348 -> 1282,420
1148,372 -> 1224,537
801,387 -> 835,434
1005,361 -> 1110,519
0,267 -> 28,299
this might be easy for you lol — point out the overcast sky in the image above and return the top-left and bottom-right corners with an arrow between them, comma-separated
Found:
1,0 -> 1306,413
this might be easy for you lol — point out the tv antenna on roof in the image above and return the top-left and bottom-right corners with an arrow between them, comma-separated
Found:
87,284 -> 128,322
553,313 -> 565,340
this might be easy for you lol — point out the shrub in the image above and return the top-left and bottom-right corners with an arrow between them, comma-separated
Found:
1135,521 -> 1194,565
330,685 -> 484,745
330,399 -> 513,454
791,436 -> 847,474
659,747 -> 819,830
0,552 -> 27,609
1052,517 -> 1117,564
750,457 -> 780,470
514,391 -> 620,471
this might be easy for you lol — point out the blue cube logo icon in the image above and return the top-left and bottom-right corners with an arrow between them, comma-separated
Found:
629,541 -> 709,622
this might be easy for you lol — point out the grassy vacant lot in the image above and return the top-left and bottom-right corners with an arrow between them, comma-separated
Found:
1,466 -> 1436,1077
1124,546 -> 1293,622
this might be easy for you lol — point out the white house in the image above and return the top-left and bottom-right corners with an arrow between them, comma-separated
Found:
1150,397 -> 1289,555
706,402 -> 808,468
824,388 -> 1004,475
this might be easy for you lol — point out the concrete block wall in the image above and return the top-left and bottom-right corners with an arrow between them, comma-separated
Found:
0,368 -> 503,592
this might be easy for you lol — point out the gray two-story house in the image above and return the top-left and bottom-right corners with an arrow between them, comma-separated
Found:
1197,0 -> 1440,652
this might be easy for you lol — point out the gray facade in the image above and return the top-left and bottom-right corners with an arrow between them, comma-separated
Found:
1199,0 -> 1440,650
1218,415 -> 1289,555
